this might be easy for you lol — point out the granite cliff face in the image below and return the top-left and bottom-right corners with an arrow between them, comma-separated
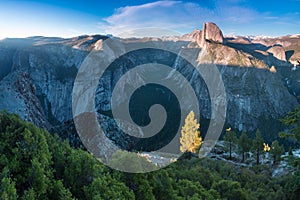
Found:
0,72 -> 51,128
199,22 -> 224,47
267,45 -> 287,61
0,37 -> 89,126
0,23 -> 299,146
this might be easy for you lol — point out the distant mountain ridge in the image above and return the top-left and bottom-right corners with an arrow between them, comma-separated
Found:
0,22 -> 299,147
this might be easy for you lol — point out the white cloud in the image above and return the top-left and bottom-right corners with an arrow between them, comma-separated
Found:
99,0 -> 266,37
100,1 -> 213,37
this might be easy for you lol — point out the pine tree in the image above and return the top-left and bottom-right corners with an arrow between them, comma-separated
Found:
224,128 -> 237,160
1,177 -> 18,200
21,189 -> 35,200
279,107 -> 300,143
180,111 -> 202,154
270,140 -> 284,165
238,132 -> 251,162
253,129 -> 264,165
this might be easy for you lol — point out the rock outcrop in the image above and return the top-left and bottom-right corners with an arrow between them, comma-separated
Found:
267,45 -> 287,61
0,72 -> 51,129
199,22 -> 224,47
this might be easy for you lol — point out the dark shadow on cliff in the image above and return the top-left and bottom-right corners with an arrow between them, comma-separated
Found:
226,41 -> 291,67
95,63 -> 299,152
286,50 -> 295,60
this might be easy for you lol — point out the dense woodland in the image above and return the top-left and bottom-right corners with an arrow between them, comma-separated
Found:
0,109 -> 300,200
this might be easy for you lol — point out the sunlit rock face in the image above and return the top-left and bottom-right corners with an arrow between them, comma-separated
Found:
267,45 -> 287,61
198,22 -> 224,48
0,23 -> 299,147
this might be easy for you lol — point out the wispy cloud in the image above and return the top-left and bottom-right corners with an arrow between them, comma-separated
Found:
99,0 -> 300,37
0,0 -> 299,39
99,0 -> 266,37
100,1 -> 213,37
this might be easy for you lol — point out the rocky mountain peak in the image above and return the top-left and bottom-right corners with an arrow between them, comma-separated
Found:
198,22 -> 224,47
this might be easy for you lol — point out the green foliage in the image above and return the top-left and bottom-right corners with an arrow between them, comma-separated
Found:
238,132 -> 252,162
0,111 -> 132,200
0,112 -> 52,198
131,174 -> 155,200
48,180 -> 73,200
62,149 -> 100,198
177,179 -> 218,200
21,189 -> 35,200
84,176 -> 135,200
213,180 -> 248,200
270,140 -> 285,165
282,170 -> 300,199
252,129 -> 264,164
1,111 -> 300,200
1,177 -> 18,200
279,107 -> 300,142
224,129 -> 238,159
279,107 -> 300,168
147,170 -> 177,200
280,107 -> 300,125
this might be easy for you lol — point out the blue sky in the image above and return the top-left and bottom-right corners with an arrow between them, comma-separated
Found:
0,0 -> 299,39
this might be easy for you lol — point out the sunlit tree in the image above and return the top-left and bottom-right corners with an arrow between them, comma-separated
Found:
180,111 -> 202,154
263,143 -> 270,152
